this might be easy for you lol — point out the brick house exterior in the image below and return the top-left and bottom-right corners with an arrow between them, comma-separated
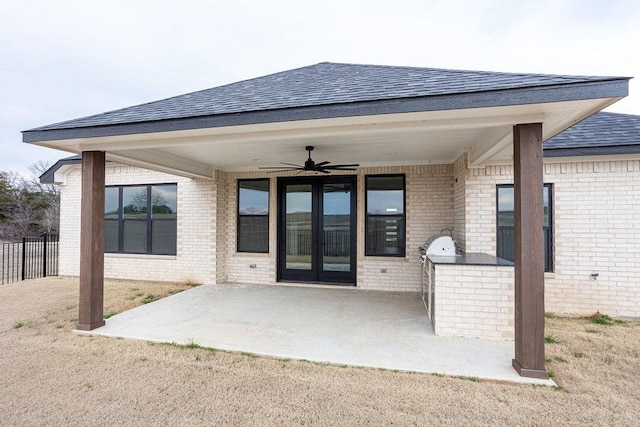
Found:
48,112 -> 640,340
27,63 -> 635,378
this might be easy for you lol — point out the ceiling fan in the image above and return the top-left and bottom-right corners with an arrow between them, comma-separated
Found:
259,146 -> 359,174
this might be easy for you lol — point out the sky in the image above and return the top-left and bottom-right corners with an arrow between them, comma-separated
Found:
2,0 -> 640,177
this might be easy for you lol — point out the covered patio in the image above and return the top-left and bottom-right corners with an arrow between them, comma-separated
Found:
81,283 -> 555,386
23,63 -> 631,379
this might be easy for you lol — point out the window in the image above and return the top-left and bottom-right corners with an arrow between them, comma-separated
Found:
237,179 -> 269,253
497,184 -> 553,272
365,175 -> 405,257
105,184 -> 177,255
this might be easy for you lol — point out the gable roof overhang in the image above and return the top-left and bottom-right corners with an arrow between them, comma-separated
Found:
23,63 -> 630,179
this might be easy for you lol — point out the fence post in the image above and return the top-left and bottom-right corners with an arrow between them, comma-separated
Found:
21,237 -> 26,281
42,233 -> 48,278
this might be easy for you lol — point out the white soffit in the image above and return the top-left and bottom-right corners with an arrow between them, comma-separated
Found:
35,97 -> 621,177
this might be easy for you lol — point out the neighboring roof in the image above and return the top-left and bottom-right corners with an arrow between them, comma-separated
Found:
39,155 -> 81,184
40,112 -> 640,183
544,112 -> 640,157
23,62 -> 629,143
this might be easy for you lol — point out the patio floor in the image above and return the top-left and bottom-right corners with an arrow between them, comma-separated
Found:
83,283 -> 554,386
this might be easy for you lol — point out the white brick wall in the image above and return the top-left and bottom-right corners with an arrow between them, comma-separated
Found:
464,159 -> 640,318
58,164 -> 216,284
433,264 -> 514,340
453,154 -> 467,250
57,155 -> 640,319
219,165 -> 454,291
357,165 -> 454,292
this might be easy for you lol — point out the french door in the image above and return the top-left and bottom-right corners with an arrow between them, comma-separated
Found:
277,176 -> 356,285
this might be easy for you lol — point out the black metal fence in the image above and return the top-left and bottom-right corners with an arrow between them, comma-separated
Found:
0,233 -> 59,285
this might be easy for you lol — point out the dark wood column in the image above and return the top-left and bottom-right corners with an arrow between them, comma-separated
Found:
76,151 -> 106,331
512,123 -> 549,379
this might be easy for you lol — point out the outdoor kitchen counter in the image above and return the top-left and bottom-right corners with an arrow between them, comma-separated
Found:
423,253 -> 515,340
427,252 -> 513,267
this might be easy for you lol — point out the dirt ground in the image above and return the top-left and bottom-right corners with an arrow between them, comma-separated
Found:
1,277 -> 639,426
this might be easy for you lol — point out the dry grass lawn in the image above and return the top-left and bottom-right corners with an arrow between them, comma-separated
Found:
1,277 -> 639,426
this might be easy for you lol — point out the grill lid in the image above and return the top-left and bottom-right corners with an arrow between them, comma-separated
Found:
425,236 -> 457,256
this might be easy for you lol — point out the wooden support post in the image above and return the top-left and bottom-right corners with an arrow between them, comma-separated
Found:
76,151 -> 106,331
511,123 -> 548,379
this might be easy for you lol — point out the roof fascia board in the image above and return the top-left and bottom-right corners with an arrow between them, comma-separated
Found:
544,145 -> 640,157
23,79 -> 629,143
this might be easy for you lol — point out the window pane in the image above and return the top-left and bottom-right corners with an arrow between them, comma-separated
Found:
366,215 -> 404,256
123,221 -> 147,253
238,216 -> 269,253
497,184 -> 553,272
105,220 -> 119,252
366,176 -> 405,256
497,187 -> 514,227
239,180 -> 269,215
237,179 -> 269,253
105,187 -> 119,219
152,220 -> 177,255
152,185 -> 177,219
543,186 -> 550,227
123,186 -> 147,219
366,176 -> 404,214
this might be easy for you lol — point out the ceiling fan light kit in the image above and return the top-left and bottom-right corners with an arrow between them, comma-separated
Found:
259,146 -> 360,174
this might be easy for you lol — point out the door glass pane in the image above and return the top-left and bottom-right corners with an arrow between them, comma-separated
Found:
323,183 -> 351,272
285,184 -> 312,270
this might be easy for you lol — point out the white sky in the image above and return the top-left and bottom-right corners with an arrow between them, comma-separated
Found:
2,0 -> 640,176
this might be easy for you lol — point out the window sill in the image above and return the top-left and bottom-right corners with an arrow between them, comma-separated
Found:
544,272 -> 556,279
105,253 -> 177,260
363,255 -> 408,260
234,252 -> 272,257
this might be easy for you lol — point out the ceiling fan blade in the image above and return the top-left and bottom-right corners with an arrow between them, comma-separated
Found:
280,162 -> 304,168
315,160 -> 331,167
321,165 -> 360,171
325,164 -> 360,168
264,169 -> 297,174
258,166 -> 299,170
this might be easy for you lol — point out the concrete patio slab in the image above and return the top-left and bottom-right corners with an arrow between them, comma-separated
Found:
83,283 -> 555,386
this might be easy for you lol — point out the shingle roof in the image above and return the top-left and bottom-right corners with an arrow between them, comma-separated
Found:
545,112 -> 640,149
28,62 -> 626,132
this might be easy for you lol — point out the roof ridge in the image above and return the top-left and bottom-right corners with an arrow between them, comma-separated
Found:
315,61 -> 630,81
